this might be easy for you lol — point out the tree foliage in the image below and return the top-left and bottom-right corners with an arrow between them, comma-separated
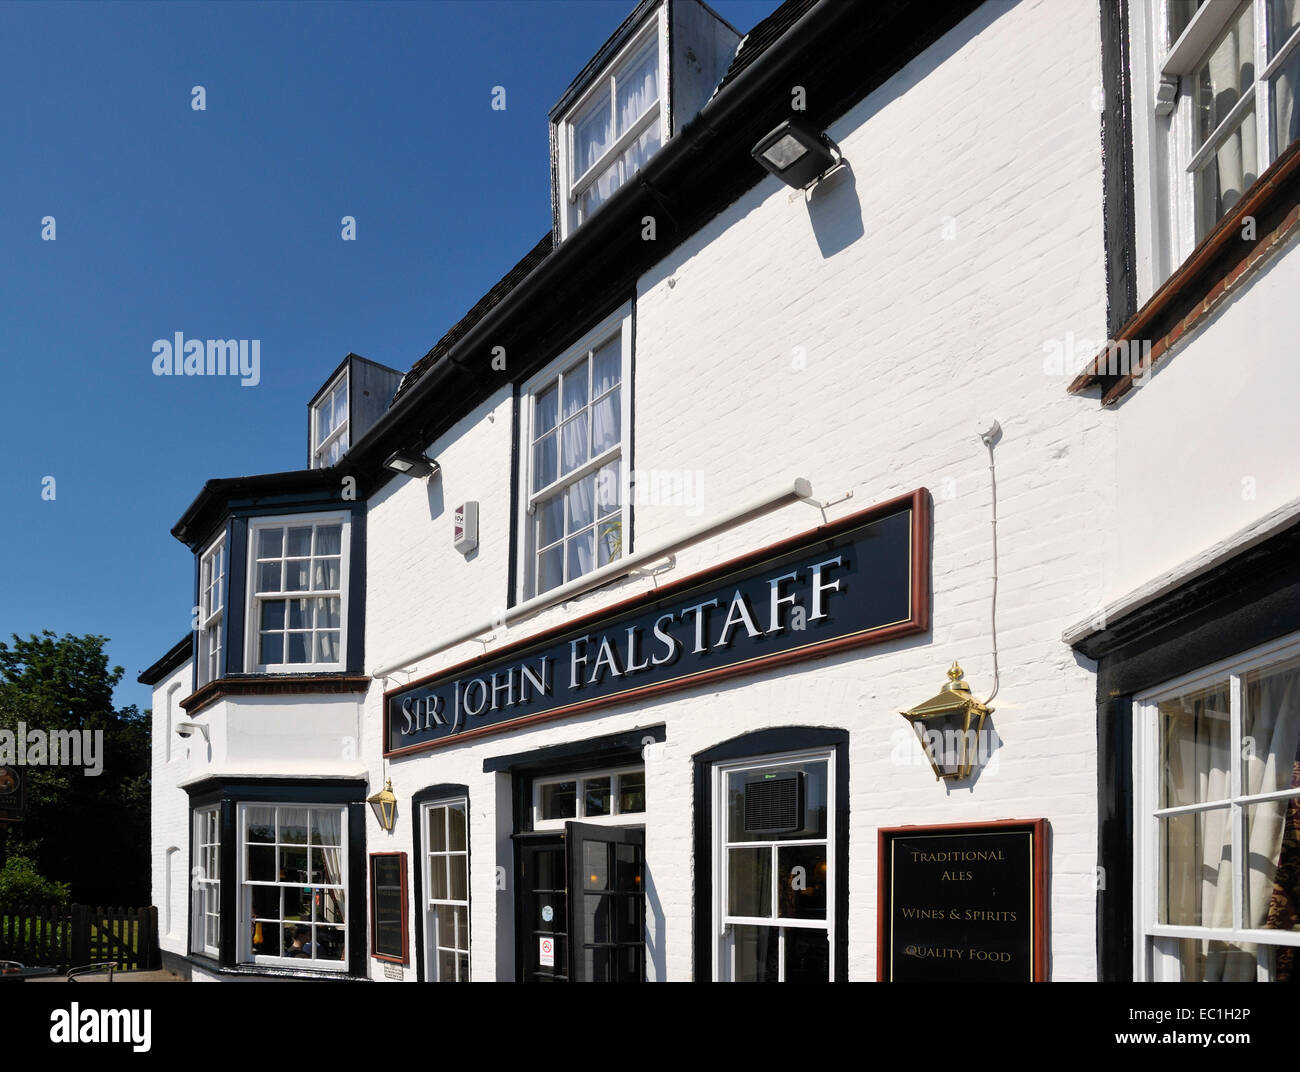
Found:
0,631 -> 150,904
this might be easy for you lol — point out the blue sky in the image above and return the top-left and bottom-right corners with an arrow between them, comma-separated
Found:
0,0 -> 781,713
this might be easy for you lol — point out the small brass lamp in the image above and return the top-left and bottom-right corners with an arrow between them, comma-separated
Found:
899,662 -> 991,781
367,778 -> 397,831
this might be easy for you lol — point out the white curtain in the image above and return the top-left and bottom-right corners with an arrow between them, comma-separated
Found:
617,48 -> 658,135
1199,666 -> 1300,981
1202,16 -> 1256,226
315,808 -> 345,928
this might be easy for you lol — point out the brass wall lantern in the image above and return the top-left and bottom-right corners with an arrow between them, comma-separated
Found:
899,662 -> 991,781
367,779 -> 397,831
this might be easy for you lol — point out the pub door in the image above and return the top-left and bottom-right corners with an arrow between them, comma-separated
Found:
517,823 -> 645,982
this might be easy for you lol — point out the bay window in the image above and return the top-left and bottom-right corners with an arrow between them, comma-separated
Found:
1137,0 -> 1300,291
239,803 -> 348,971
516,309 -> 632,601
197,534 -> 225,687
246,514 -> 349,672
1135,634 -> 1300,980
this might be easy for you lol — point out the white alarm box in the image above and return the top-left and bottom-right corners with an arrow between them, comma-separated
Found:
453,502 -> 479,553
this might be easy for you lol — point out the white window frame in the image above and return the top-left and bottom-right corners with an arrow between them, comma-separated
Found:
1133,0 -> 1300,300
531,765 -> 646,832
710,747 -> 837,982
421,797 -> 470,982
1133,629 -> 1300,981
244,512 -> 351,673
514,306 -> 633,603
236,802 -> 349,973
197,533 -> 225,688
556,9 -> 670,239
191,805 -> 220,958
311,367 -> 350,469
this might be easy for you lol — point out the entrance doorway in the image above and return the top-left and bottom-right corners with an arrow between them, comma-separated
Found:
517,822 -> 645,981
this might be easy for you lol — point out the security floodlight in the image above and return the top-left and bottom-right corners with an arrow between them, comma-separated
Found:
383,450 -> 439,479
751,117 -> 843,189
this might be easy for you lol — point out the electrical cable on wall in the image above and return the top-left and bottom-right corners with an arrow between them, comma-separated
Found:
979,420 -> 1002,706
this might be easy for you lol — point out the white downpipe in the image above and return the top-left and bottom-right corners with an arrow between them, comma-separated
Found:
369,476 -> 814,680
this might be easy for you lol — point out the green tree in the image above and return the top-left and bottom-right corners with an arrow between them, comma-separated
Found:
0,632 -> 150,904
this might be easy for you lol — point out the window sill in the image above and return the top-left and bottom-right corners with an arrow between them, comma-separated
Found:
184,954 -> 368,982
1070,137 -> 1300,405
182,673 -> 371,715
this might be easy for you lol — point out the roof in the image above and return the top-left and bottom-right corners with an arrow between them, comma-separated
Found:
138,634 -> 192,687
392,234 -> 554,404
713,0 -> 818,95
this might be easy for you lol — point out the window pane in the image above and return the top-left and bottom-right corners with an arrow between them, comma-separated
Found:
247,807 -> 275,843
618,771 -> 645,814
311,809 -> 342,847
313,558 -> 341,591
1272,0 -> 1300,56
591,337 -> 620,395
777,845 -> 828,920
259,633 -> 283,665
732,924 -> 778,981
315,632 -> 340,663
249,845 -> 276,883
284,559 -> 309,591
448,803 -> 467,852
616,43 -> 658,135
621,123 -> 660,182
1245,799 -> 1300,929
429,806 -> 447,852
573,90 -> 611,176
260,600 -> 286,630
1169,937 -> 1260,981
726,762 -> 828,841
534,385 -> 559,437
316,525 -> 342,556
1194,111 -> 1258,239
591,388 -> 620,455
1273,45 -> 1300,156
537,545 -> 564,595
560,413 -> 589,474
1159,808 -> 1233,926
250,884 -> 279,921
578,159 -> 620,222
257,528 -> 283,558
257,562 -> 282,592
1243,658 -> 1300,795
566,529 -> 594,581
1194,8 -> 1255,147
288,598 -> 312,629
280,808 -> 309,844
728,847 -> 771,917
1159,680 -> 1232,808
1168,0 -> 1207,46
536,494 -> 564,548
562,361 -> 588,417
585,777 -> 612,817
541,781 -> 577,820
532,433 -> 558,492
449,855 -> 468,901
598,517 -> 623,566
315,597 -> 341,629
286,526 -> 312,557
315,927 -> 345,961
287,633 -> 310,663
784,927 -> 830,982
596,459 -> 621,517
430,857 -> 448,901
566,473 -> 595,532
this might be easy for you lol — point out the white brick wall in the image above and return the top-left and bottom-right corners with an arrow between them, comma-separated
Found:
155,0 -> 1116,981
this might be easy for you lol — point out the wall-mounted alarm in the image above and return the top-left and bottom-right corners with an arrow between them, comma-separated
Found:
453,502 -> 479,554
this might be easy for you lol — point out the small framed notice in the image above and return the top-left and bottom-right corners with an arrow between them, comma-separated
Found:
369,852 -> 409,965
878,819 -> 1048,981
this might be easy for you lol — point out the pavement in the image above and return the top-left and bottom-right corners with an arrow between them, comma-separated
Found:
29,968 -> 185,983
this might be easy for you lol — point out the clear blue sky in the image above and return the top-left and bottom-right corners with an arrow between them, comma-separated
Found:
0,0 -> 781,713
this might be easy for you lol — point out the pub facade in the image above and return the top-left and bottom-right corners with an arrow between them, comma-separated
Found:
141,0 -> 1300,982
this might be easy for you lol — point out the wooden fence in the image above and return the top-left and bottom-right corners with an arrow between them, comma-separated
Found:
0,904 -> 159,972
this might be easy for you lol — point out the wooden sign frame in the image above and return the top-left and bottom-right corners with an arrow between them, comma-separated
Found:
877,818 -> 1048,982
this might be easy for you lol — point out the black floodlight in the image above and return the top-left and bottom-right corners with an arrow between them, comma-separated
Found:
751,116 -> 842,189
383,449 -> 439,479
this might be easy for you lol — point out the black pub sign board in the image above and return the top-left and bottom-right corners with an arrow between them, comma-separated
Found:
878,819 -> 1049,981
385,489 -> 930,755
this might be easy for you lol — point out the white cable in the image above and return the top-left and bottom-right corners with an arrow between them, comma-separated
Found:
983,434 -> 1001,706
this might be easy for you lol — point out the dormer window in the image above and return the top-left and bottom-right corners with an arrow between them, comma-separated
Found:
312,369 -> 349,469
551,1 -> 739,242
564,18 -> 665,232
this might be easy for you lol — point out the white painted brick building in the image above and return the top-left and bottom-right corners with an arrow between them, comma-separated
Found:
141,0 -> 1300,983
